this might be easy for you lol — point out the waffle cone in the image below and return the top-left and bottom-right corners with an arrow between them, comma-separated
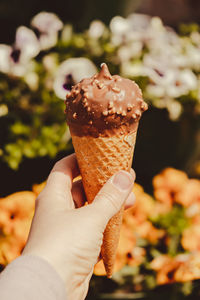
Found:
71,128 -> 137,277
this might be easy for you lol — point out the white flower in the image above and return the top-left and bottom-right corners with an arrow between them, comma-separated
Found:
118,46 -> 133,62
146,85 -> 166,98
11,59 -> 37,78
185,44 -> 200,71
166,100 -> 182,120
179,69 -> 198,91
146,67 -> 197,99
110,16 -> 130,45
31,12 -> 63,50
117,41 -> 143,62
0,45 -> 12,73
31,12 -> 63,34
88,20 -> 105,39
150,17 -> 164,32
53,58 -> 97,100
39,33 -> 58,50
15,26 -> 40,62
127,13 -> 151,31
120,61 -> 144,77
110,16 -> 130,35
0,27 -> 39,77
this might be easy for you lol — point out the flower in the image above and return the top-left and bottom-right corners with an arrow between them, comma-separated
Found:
126,184 -> 155,222
153,168 -> 188,206
150,255 -> 180,285
182,225 -> 200,252
0,235 -> 25,265
174,254 -> 200,282
31,12 -> 63,50
53,57 -> 97,99
151,253 -> 200,284
127,246 -> 146,267
15,26 -> 40,62
120,61 -> 144,77
88,20 -> 105,39
0,45 -> 12,73
0,191 -> 35,265
166,100 -> 182,121
127,13 -> 151,32
0,26 -> 39,77
110,16 -> 131,46
117,41 -> 143,63
0,191 -> 35,237
144,55 -> 198,98
175,179 -> 200,207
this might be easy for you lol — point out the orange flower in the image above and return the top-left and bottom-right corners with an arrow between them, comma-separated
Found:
174,254 -> 200,282
153,168 -> 188,205
0,235 -> 25,265
126,184 -> 155,222
150,255 -> 172,271
153,202 -> 172,217
134,221 -> 165,244
153,168 -> 188,192
175,179 -> 200,207
181,225 -> 200,252
154,189 -> 172,207
150,255 -> 180,285
127,247 -> 146,267
0,191 -> 35,237
151,253 -> 200,284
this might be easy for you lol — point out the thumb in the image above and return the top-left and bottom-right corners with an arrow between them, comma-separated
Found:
90,170 -> 135,228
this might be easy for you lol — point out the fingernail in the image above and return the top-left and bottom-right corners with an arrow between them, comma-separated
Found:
112,171 -> 133,191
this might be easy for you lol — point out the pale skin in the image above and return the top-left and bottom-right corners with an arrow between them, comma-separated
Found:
23,154 -> 135,300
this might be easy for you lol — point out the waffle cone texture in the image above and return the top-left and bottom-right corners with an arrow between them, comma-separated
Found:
71,129 -> 137,277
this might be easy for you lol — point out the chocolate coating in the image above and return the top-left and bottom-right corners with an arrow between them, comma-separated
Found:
65,63 -> 148,137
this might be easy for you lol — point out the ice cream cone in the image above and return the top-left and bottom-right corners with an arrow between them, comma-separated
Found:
65,63 -> 148,277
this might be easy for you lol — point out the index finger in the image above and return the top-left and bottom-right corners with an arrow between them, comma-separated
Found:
46,153 -> 80,192
37,154 -> 80,211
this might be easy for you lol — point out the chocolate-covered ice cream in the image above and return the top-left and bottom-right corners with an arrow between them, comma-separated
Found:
65,63 -> 148,137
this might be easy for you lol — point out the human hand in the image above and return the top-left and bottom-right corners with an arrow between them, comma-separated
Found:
23,154 -> 135,300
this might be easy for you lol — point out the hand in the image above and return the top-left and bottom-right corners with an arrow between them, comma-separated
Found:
23,154 -> 135,300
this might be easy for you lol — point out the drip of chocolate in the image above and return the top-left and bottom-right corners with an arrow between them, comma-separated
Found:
65,63 -> 148,137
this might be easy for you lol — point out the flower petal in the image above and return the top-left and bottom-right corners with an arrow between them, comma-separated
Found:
53,57 -> 97,100
15,26 -> 40,61
31,11 -> 63,34
0,44 -> 12,73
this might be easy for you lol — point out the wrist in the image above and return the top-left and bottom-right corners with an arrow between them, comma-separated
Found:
22,250 -> 89,300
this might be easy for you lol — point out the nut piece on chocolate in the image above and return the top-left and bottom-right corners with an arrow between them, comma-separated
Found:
65,63 -> 148,137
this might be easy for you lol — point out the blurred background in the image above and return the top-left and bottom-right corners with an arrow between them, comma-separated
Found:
0,0 -> 200,299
